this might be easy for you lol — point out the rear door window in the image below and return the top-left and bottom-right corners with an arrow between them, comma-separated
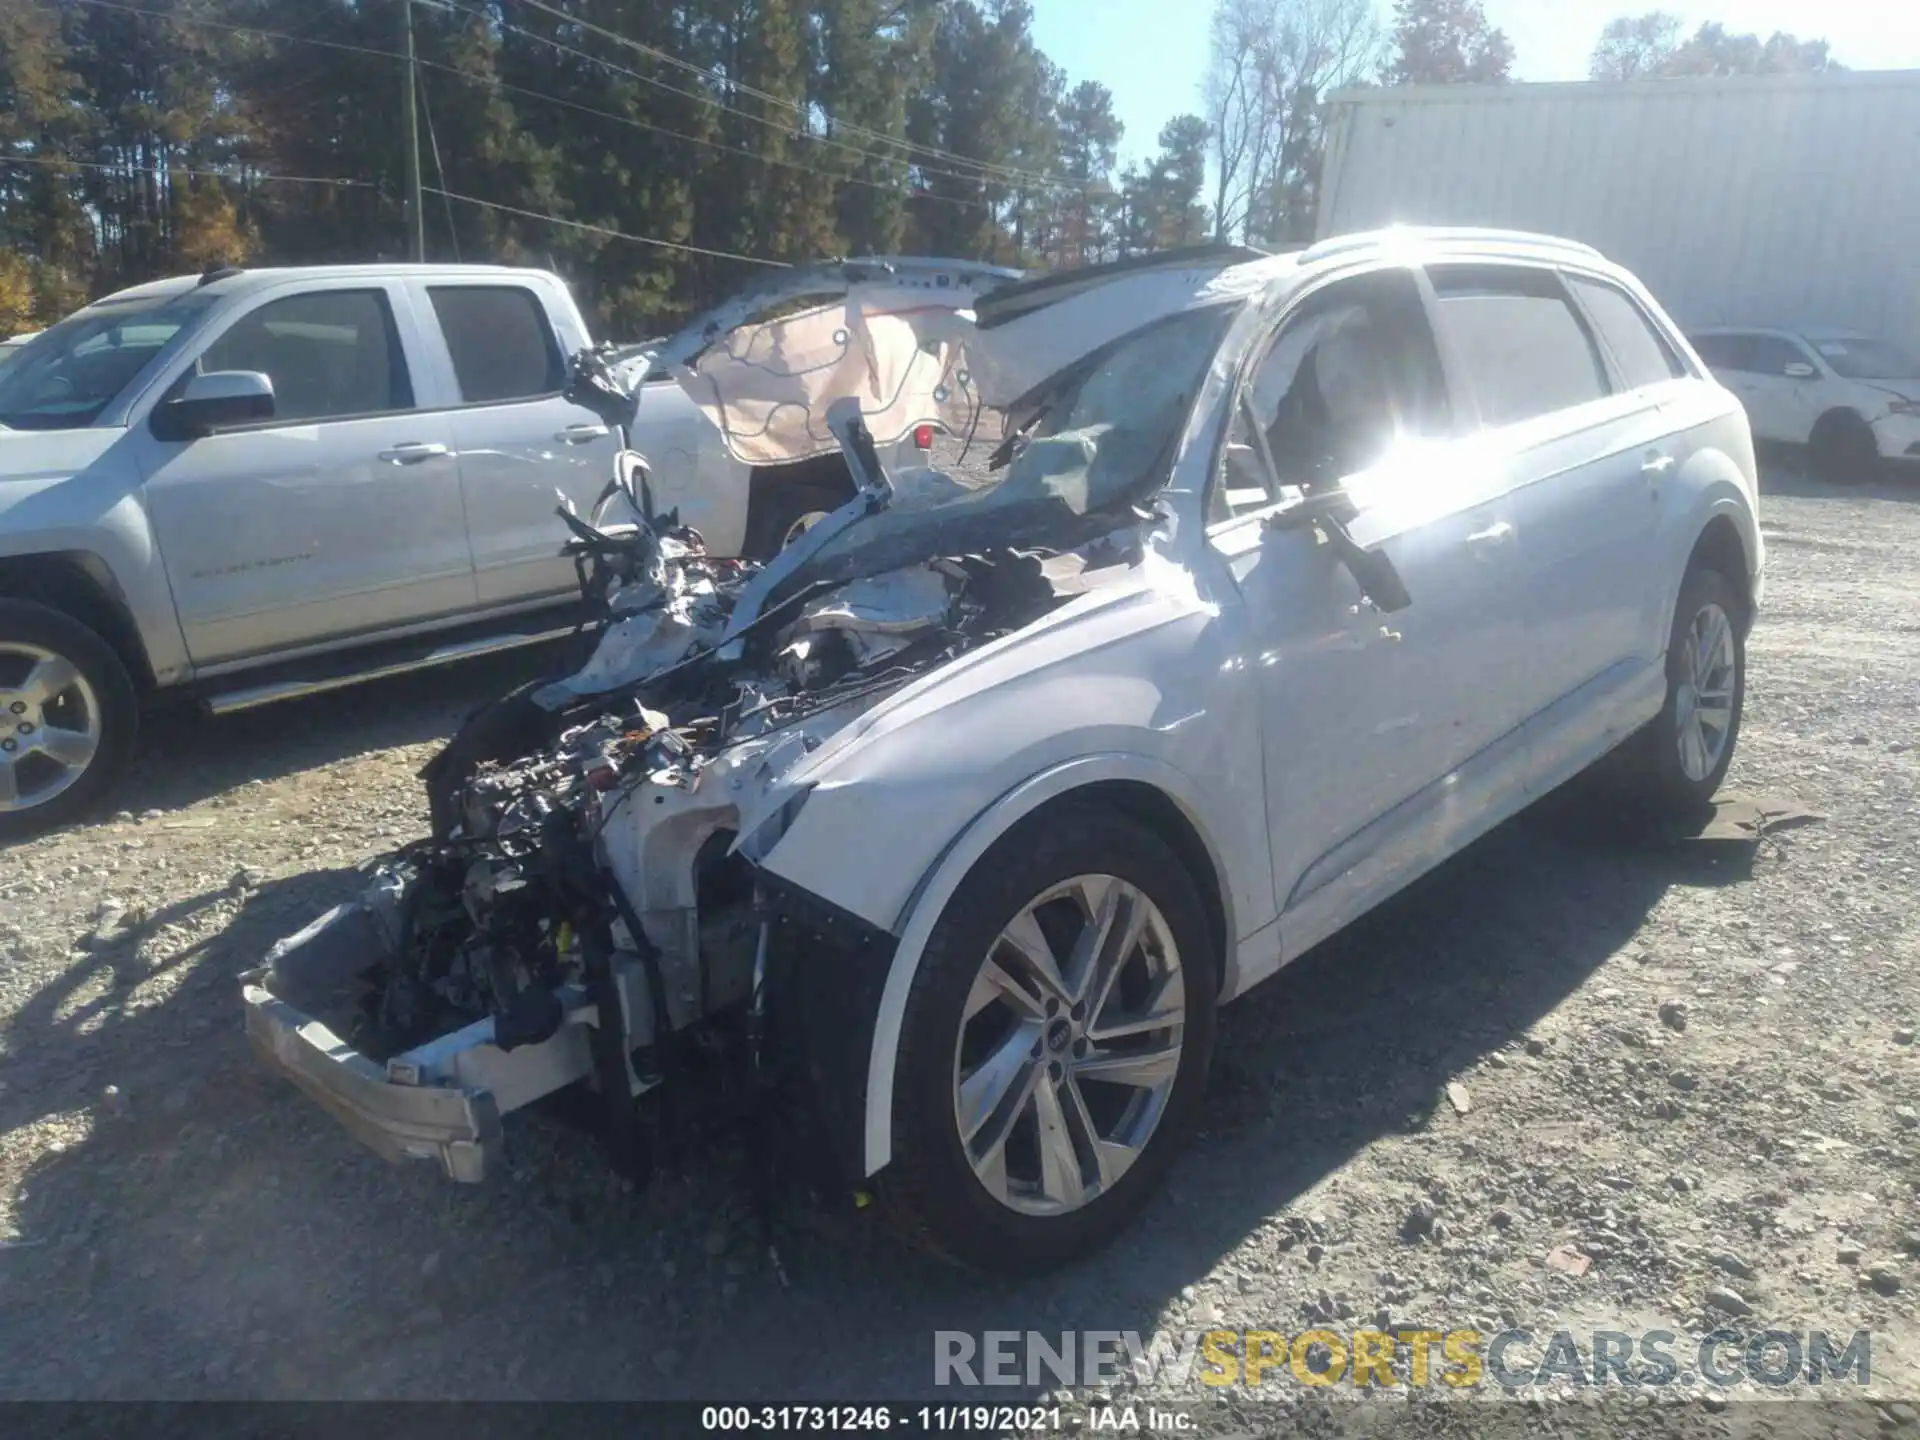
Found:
1429,265 -> 1611,428
199,289 -> 413,423
429,286 -> 564,404
1567,276 -> 1687,388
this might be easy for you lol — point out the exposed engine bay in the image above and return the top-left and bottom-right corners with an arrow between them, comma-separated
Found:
375,486 -> 1127,1075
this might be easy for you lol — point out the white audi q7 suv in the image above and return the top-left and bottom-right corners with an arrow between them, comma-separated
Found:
245,230 -> 1762,1273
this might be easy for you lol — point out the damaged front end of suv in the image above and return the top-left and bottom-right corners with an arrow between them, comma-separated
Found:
241,248 -> 1276,1250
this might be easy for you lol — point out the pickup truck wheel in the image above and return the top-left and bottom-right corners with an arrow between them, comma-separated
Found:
883,805 -> 1216,1273
1613,567 -> 1746,817
741,463 -> 855,561
0,599 -> 138,840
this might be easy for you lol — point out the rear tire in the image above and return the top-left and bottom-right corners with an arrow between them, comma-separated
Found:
1810,409 -> 1879,483
882,804 -> 1218,1273
0,599 -> 138,842
1611,567 -> 1746,817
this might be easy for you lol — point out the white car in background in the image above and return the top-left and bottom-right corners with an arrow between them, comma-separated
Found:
1689,327 -> 1920,480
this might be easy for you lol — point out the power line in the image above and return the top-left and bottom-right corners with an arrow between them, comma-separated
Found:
417,70 -> 462,262
406,47 -> 988,211
504,0 -> 1080,192
0,150 -> 372,188
424,0 -> 1080,195
427,187 -> 790,267
71,0 -> 412,68
71,0 -> 991,210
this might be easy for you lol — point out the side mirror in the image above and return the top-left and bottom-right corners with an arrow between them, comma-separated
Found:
1267,487 -> 1413,614
1783,362 -> 1817,380
153,370 -> 275,440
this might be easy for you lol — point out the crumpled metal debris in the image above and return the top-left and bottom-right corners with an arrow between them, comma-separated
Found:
788,565 -> 952,640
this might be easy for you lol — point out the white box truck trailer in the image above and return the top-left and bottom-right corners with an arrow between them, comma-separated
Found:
1317,72 -> 1920,348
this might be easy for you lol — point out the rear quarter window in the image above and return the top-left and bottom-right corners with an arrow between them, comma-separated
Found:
1429,265 -> 1611,428
429,285 -> 565,404
1568,276 -> 1687,388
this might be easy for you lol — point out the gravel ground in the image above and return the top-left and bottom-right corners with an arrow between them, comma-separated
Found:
1,462 -> 1916,1430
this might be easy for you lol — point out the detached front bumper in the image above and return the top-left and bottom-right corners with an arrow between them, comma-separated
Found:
242,979 -> 505,1182
241,899 -> 655,1184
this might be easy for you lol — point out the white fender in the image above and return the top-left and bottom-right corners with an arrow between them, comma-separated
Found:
860,750 -> 1233,1177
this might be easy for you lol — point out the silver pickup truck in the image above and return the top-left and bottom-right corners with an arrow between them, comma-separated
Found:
0,263 -> 910,839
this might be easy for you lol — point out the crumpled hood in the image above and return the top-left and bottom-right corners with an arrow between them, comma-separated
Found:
731,554 -> 1174,845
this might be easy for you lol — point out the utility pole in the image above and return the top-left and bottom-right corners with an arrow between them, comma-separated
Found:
402,0 -> 426,262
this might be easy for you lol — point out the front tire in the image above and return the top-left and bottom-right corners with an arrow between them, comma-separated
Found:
0,599 -> 138,842
1810,409 -> 1879,483
883,804 -> 1217,1273
1614,566 -> 1746,815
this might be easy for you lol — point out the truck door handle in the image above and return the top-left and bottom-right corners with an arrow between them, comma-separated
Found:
378,442 -> 450,465
1466,520 -> 1514,549
555,424 -> 611,444
1642,455 -> 1677,477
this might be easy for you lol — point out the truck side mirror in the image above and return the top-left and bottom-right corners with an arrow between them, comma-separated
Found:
1783,361 -> 1817,380
153,370 -> 276,440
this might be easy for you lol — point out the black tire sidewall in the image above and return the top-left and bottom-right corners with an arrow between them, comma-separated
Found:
884,804 -> 1218,1273
0,599 -> 138,841
1642,567 -> 1746,810
1812,412 -> 1878,483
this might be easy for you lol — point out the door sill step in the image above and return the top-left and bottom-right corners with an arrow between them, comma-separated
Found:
204,618 -> 581,715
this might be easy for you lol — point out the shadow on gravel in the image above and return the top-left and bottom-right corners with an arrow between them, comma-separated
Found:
1758,457 -> 1920,504
2,787 -> 1765,1402
107,639 -> 580,816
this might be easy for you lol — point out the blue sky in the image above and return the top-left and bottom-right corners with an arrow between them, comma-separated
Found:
1030,0 -> 1920,168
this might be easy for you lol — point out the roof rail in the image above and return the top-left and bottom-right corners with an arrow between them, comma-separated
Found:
1301,226 -> 1604,265
197,264 -> 246,287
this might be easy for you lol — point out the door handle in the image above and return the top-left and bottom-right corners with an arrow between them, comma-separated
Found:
1641,455 -> 1677,477
1466,520 -> 1514,549
378,442 -> 450,465
555,424 -> 611,444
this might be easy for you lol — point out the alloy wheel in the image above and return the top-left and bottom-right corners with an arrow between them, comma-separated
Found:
1674,601 -> 1736,783
781,510 -> 831,549
951,874 -> 1186,1217
0,642 -> 103,814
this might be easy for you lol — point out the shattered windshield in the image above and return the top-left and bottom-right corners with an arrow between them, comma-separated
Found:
806,301 -> 1241,573
0,290 -> 216,431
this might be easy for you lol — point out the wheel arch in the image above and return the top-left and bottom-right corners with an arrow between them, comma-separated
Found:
0,551 -> 155,690
1687,513 -> 1755,632
859,751 -> 1235,1178
1813,404 -> 1870,435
